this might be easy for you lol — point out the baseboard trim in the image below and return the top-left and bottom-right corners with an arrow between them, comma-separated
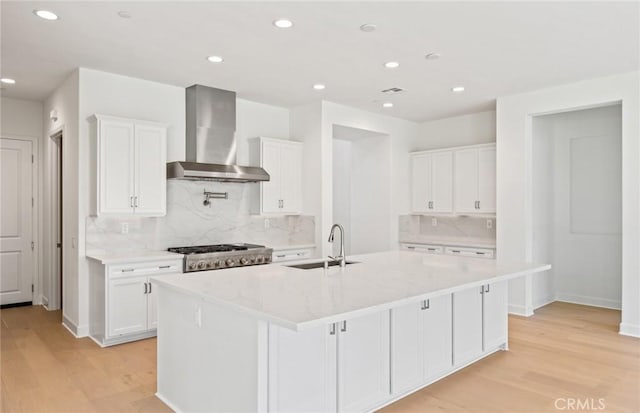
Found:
555,293 -> 621,310
533,296 -> 556,310
508,303 -> 534,317
0,301 -> 32,309
619,323 -> 640,338
155,392 -> 183,413
62,315 -> 79,337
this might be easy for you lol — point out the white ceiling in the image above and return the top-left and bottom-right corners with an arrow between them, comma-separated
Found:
1,1 -> 638,122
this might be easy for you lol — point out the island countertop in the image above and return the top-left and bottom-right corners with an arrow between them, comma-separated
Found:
152,250 -> 550,331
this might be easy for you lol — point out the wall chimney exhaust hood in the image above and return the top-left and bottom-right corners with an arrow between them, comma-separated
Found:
167,85 -> 270,182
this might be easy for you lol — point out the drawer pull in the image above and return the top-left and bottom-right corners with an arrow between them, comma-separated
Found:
276,255 -> 286,258
451,250 -> 460,253
121,268 -> 135,273
158,265 -> 171,269
144,283 -> 148,294
407,246 -> 415,250
476,252 -> 485,255
427,248 -> 437,251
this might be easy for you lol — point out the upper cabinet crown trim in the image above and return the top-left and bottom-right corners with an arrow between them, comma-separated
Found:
410,142 -> 496,156
89,113 -> 169,128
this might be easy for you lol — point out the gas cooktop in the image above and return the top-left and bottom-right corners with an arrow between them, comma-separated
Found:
168,243 -> 273,272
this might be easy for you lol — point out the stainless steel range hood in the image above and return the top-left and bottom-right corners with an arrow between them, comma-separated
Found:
167,85 -> 270,182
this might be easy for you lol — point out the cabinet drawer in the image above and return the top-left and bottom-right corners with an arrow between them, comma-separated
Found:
444,247 -> 494,259
108,259 -> 183,278
401,243 -> 443,254
272,248 -> 314,262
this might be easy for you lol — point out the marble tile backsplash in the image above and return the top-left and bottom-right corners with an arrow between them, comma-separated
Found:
86,180 -> 315,253
399,215 -> 496,248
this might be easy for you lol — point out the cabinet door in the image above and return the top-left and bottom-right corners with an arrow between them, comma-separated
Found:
454,149 -> 479,213
411,154 -> 431,213
483,281 -> 507,351
268,324 -> 337,413
477,147 -> 496,213
261,141 -> 281,214
423,294 -> 453,380
431,151 -> 453,212
453,286 -> 483,366
108,276 -> 148,337
390,302 -> 423,395
147,278 -> 158,330
337,312 -> 390,413
134,124 -> 167,216
279,142 -> 302,213
98,119 -> 135,215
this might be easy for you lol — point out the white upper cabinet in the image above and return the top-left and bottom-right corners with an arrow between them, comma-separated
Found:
91,114 -> 167,217
250,137 -> 303,215
454,144 -> 496,214
410,151 -> 453,213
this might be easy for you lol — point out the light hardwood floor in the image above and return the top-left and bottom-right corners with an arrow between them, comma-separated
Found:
1,302 -> 638,413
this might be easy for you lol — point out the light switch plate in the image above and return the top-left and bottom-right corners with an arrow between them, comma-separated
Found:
121,222 -> 129,234
264,218 -> 270,229
487,219 -> 493,229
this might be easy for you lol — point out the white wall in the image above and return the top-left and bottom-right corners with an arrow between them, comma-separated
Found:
332,139 -> 352,253
533,105 -> 622,310
43,70 -> 80,328
497,71 -> 640,337
413,110 -> 496,151
1,97 -> 45,306
236,99 -> 291,165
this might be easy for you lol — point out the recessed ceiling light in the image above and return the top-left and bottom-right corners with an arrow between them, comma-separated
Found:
313,84 -> 326,90
384,61 -> 400,69
451,86 -> 465,92
207,56 -> 224,63
0,78 -> 16,84
425,52 -> 441,60
273,19 -> 294,29
382,102 -> 394,108
117,11 -> 132,19
33,10 -> 59,20
360,23 -> 377,32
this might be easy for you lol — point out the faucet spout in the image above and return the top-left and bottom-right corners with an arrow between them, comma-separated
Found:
328,224 -> 346,268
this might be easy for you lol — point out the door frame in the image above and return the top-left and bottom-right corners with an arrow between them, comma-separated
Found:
0,135 -> 39,306
45,126 -> 64,311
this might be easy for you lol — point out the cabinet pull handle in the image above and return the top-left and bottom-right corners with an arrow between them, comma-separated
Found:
485,284 -> 490,294
144,282 -> 148,294
420,299 -> 430,310
122,268 -> 134,273
276,254 -> 286,258
148,282 -> 152,294
480,285 -> 484,294
407,246 -> 415,250
340,321 -> 347,332
427,248 -> 436,251
134,196 -> 138,208
159,265 -> 171,269
281,199 -> 284,208
329,323 -> 336,335
477,201 -> 480,209
130,196 -> 134,208
451,250 -> 460,254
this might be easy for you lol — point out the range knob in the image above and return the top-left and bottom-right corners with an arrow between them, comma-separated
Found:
240,257 -> 250,266
213,260 -> 221,268
256,256 -> 264,263
265,256 -> 271,263
197,261 -> 206,269
226,258 -> 236,267
207,261 -> 215,268
188,262 -> 197,270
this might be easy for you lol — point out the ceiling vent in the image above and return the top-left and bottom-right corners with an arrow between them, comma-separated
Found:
381,87 -> 405,95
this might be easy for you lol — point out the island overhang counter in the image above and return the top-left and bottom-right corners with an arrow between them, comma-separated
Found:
152,250 -> 550,413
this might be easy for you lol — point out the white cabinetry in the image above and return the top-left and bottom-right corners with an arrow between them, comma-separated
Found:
271,246 -> 316,263
268,311 -> 390,413
391,294 -> 452,395
250,137 -> 303,215
454,145 -> 496,213
90,114 -> 167,217
411,151 -> 453,213
453,280 -> 507,366
89,258 -> 182,346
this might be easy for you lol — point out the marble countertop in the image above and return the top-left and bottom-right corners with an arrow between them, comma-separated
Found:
270,244 -> 317,251
86,250 -> 184,264
152,250 -> 550,331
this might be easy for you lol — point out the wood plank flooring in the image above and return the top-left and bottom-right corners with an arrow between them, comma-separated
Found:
1,302 -> 638,412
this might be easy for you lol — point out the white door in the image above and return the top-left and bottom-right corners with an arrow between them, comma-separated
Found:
260,141 -> 281,214
99,119 -> 135,215
134,124 -> 166,216
279,142 -> 302,213
477,147 -> 496,213
0,139 -> 33,305
423,294 -> 453,380
268,323 -> 337,413
390,302 -> 423,395
483,281 -> 508,351
453,286 -> 483,366
108,276 -> 148,337
454,149 -> 479,213
411,154 -> 431,213
147,277 -> 158,329
431,151 -> 453,212
337,312 -> 390,413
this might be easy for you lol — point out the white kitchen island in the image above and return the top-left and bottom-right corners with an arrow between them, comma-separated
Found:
152,251 -> 550,413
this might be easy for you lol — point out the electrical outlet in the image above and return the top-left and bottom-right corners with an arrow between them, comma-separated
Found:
264,218 -> 270,229
121,222 -> 129,234
432,218 -> 438,227
487,219 -> 493,229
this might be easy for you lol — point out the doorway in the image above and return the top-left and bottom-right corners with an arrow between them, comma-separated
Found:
332,125 -> 391,255
47,130 -> 63,311
531,104 -> 622,310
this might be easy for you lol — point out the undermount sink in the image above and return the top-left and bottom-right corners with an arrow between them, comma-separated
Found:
286,260 -> 359,270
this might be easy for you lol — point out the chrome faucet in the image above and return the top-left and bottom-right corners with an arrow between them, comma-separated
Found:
328,224 -> 346,268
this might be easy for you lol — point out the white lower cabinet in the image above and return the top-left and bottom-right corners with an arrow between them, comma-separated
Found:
268,311 -> 389,413
89,258 -> 182,346
391,294 -> 453,396
453,280 -> 507,366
